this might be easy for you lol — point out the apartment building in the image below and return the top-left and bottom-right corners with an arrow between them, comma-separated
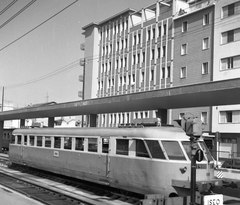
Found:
171,0 -> 215,136
211,0 -> 240,159
82,1 -> 174,127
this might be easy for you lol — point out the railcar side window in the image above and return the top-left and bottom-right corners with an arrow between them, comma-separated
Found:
102,138 -> 109,153
162,141 -> 186,160
146,140 -> 165,159
30,135 -> 35,146
64,137 -> 72,150
37,136 -> 42,147
54,137 -> 61,149
24,135 -> 27,145
136,140 -> 150,158
75,137 -> 84,151
45,136 -> 51,147
88,138 -> 97,152
10,135 -> 15,144
116,139 -> 129,155
17,135 -> 21,144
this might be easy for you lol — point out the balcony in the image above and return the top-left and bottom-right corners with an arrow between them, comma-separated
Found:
175,0 -> 215,18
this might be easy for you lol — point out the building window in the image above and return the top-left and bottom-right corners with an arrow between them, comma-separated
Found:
133,35 -> 137,45
133,54 -> 136,64
141,71 -> 145,82
201,112 -> 208,124
119,77 -> 122,86
124,57 -> 127,67
202,37 -> 209,50
157,47 -> 161,58
148,30 -> 151,41
182,21 -> 188,32
202,62 -> 209,74
220,110 -> 240,123
128,75 -> 131,85
181,44 -> 187,55
124,76 -> 126,85
161,67 -> 165,79
222,3 -> 239,18
220,111 -> 232,123
109,62 -> 111,71
151,69 -> 154,81
117,42 -> 119,51
158,25 -> 161,37
221,55 -> 240,70
137,53 -> 140,64
152,28 -> 155,39
221,28 -> 240,44
203,13 -> 210,25
222,2 -> 240,19
125,38 -> 128,48
180,67 -> 187,78
167,66 -> 170,78
138,33 -> 141,44
152,49 -> 155,60
142,51 -> 145,62
116,59 -> 119,69
132,74 -> 135,83
163,24 -> 167,35
162,46 -> 166,57
135,112 -> 138,119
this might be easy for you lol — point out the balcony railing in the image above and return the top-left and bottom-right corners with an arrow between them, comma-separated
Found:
175,0 -> 215,18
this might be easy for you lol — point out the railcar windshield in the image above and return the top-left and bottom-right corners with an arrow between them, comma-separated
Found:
162,141 -> 186,160
199,141 -> 214,162
145,140 -> 165,159
181,141 -> 213,161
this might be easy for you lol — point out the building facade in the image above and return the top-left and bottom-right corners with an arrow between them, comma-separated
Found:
82,0 -> 240,159
211,0 -> 240,159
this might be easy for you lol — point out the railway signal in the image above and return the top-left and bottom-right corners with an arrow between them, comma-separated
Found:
175,116 -> 203,205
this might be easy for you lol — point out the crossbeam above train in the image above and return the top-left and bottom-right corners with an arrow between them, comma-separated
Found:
1,78 -> 240,121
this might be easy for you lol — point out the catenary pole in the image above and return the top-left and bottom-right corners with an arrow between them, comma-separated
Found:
1,86 -> 4,112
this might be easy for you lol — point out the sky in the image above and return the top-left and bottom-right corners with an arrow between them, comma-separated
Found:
0,0 -> 157,108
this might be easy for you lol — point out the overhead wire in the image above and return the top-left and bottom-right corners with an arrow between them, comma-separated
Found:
0,0 -> 36,30
0,0 -> 79,52
0,0 -> 18,15
5,59 -> 80,89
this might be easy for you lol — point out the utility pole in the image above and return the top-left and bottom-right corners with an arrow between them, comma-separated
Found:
1,86 -> 4,112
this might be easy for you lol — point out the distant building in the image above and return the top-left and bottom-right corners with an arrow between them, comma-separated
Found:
0,101 -> 19,128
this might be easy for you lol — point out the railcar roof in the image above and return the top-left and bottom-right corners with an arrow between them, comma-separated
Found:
13,126 -> 189,140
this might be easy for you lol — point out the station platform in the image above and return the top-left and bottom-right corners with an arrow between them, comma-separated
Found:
0,184 -> 44,205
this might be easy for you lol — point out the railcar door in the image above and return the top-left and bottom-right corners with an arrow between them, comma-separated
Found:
100,137 -> 110,183
21,135 -> 29,163
102,137 -> 110,176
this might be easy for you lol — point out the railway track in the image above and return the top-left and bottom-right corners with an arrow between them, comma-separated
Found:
0,155 -> 142,205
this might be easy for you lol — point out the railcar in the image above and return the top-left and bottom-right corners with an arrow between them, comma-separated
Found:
9,126 -> 215,197
2,129 -> 14,151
